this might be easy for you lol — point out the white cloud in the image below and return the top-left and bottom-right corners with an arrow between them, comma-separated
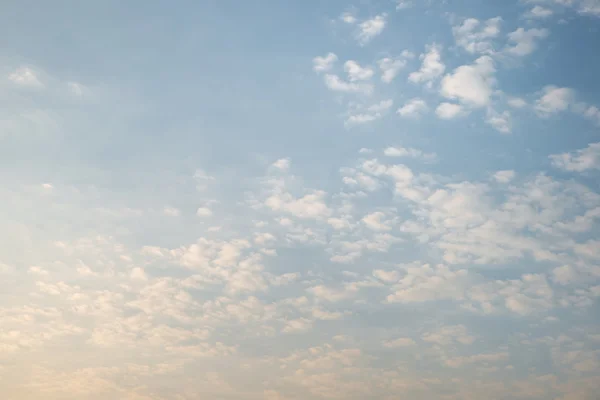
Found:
422,325 -> 476,345
383,337 -> 416,347
68,82 -> 87,96
579,0 -> 600,16
373,269 -> 400,283
453,17 -> 502,54
362,211 -> 392,231
550,142 -> 600,172
492,170 -> 516,183
383,146 -> 436,161
507,97 -> 527,108
28,266 -> 49,276
440,56 -> 496,107
346,100 -> 393,125
163,206 -> 181,217
445,352 -> 508,368
527,5 -> 554,18
552,265 -> 577,285
386,265 -> 471,303
8,66 -> 43,87
344,61 -> 374,81
265,190 -> 331,220
530,0 -> 600,17
397,98 -> 428,118
377,58 -> 406,83
130,267 -> 148,281
535,86 -> 575,115
505,27 -> 549,56
309,285 -> 358,303
435,102 -> 464,119
357,14 -> 387,45
486,110 -> 511,133
313,53 -> 338,72
196,207 -> 213,217
340,11 -> 357,24
272,158 -> 291,171
324,74 -> 373,95
282,318 -> 313,333
194,169 -> 215,191
408,45 -> 445,86
396,0 -> 413,9
582,105 -> 600,125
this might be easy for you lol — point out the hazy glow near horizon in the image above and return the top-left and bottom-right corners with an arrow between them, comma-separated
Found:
1,0 -> 600,399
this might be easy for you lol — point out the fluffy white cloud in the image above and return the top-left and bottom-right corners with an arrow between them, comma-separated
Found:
492,170 -> 516,183
582,105 -> 600,125
163,206 -> 181,217
550,142 -> 600,172
386,265 -> 472,303
527,5 -> 554,18
453,17 -> 502,54
440,56 -> 496,107
397,98 -> 428,118
340,11 -> 357,24
357,14 -> 387,45
383,145 -> 436,161
486,109 -> 511,133
346,100 -> 393,125
130,267 -> 148,281
272,158 -> 291,171
507,97 -> 527,108
8,66 -> 43,87
378,58 -> 406,83
435,102 -> 464,119
408,45 -> 445,86
396,0 -> 413,9
362,211 -> 393,231
344,60 -> 374,81
323,74 -> 373,94
196,207 -> 213,217
265,190 -> 331,220
313,53 -> 338,72
422,325 -> 476,345
505,27 -> 549,56
535,86 -> 575,115
282,318 -> 313,333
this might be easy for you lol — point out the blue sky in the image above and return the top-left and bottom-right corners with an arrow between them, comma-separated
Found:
1,0 -> 600,399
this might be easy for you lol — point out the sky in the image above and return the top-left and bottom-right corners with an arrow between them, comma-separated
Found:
1,0 -> 600,399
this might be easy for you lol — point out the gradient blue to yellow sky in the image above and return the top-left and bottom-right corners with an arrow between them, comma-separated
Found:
1,1 -> 600,399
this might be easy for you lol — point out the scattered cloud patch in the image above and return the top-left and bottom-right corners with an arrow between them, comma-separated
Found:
440,56 -> 496,107
344,60 -> 374,81
196,207 -> 213,217
408,45 -> 445,86
313,53 -> 338,72
324,74 -> 373,94
378,54 -> 411,83
397,98 -> 428,118
346,100 -> 393,125
435,102 -> 465,119
8,66 -> 43,87
492,170 -> 516,183
550,142 -> 600,172
505,27 -> 549,56
452,17 -> 502,54
535,86 -> 575,115
527,5 -> 554,18
357,14 -> 387,45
